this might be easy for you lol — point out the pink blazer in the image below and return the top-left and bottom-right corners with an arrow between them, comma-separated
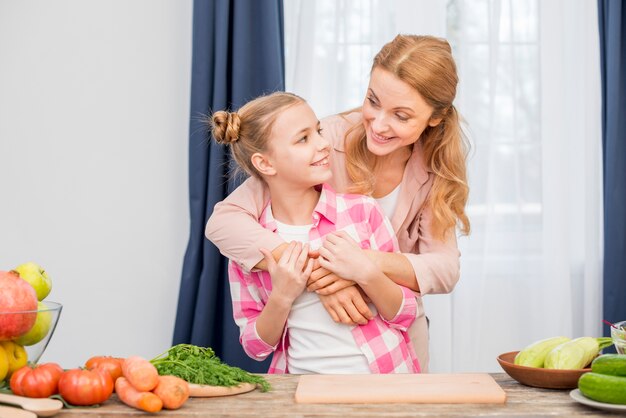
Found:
205,111 -> 461,371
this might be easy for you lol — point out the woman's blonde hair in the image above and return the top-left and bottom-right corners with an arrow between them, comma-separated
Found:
210,92 -> 306,180
345,34 -> 470,239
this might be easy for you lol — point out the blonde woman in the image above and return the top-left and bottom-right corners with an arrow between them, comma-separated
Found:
206,35 -> 470,371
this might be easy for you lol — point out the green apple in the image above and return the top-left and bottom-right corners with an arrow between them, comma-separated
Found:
13,302 -> 52,346
14,262 -> 52,301
0,341 -> 27,376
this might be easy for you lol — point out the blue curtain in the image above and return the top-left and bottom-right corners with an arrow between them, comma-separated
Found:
173,0 -> 284,372
599,0 -> 626,334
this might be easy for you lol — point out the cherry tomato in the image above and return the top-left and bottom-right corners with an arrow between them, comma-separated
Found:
10,362 -> 64,398
58,368 -> 113,406
85,356 -> 124,383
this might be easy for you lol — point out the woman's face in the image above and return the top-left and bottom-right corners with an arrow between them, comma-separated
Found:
362,67 -> 440,157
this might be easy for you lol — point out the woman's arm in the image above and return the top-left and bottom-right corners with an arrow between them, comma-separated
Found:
311,206 -> 461,295
308,254 -> 416,293
205,176 -> 284,271
318,231 -> 404,321
318,287 -> 373,325
398,204 -> 461,295
363,250 -> 418,290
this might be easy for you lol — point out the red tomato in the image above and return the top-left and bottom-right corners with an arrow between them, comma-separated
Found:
10,363 -> 64,398
58,368 -> 114,406
85,356 -> 124,383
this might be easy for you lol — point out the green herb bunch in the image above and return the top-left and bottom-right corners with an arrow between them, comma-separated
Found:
150,344 -> 270,392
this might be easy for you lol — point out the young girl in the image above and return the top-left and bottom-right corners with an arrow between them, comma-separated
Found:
210,92 -> 420,374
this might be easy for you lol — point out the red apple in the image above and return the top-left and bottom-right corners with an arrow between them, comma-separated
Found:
0,270 -> 38,340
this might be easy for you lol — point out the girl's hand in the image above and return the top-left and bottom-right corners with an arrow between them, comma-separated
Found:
318,231 -> 379,285
260,241 -> 313,305
318,286 -> 373,325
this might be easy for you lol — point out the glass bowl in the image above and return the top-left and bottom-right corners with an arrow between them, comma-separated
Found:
611,321 -> 626,354
0,301 -> 62,367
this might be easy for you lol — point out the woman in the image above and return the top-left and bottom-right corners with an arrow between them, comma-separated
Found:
205,35 -> 470,371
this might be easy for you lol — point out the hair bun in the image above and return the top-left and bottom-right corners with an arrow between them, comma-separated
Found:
211,111 -> 241,144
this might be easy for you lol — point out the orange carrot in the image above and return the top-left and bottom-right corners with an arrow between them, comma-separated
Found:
115,377 -> 163,413
152,375 -> 190,410
122,356 -> 159,391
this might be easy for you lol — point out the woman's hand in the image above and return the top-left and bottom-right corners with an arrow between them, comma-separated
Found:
318,286 -> 373,325
318,231 -> 380,285
306,265 -> 356,295
260,241 -> 313,306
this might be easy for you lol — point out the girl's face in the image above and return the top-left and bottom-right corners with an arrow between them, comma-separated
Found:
362,67 -> 441,157
264,102 -> 331,188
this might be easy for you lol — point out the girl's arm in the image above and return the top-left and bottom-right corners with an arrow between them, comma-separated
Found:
255,243 -> 313,346
253,290 -> 294,347
228,263 -> 277,360
205,176 -> 284,271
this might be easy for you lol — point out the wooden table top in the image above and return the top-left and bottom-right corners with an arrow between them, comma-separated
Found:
53,373 -> 623,417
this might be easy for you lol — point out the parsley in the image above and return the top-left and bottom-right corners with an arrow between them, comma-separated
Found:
150,344 -> 270,392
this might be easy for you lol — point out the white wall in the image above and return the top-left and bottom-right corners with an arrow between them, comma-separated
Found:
0,1 -> 193,367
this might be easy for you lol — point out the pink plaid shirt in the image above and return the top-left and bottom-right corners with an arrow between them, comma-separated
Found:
228,184 -> 421,374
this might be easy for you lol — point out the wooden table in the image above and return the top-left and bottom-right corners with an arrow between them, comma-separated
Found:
54,373 -> 623,417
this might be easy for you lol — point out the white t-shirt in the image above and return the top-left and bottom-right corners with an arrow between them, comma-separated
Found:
274,219 -> 371,374
375,183 -> 401,219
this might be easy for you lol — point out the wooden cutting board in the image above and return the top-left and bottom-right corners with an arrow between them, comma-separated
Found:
295,373 -> 507,404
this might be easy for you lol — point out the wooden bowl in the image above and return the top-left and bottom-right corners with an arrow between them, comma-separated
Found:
497,351 -> 590,389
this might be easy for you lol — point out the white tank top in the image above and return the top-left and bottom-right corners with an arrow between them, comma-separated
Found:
274,219 -> 370,374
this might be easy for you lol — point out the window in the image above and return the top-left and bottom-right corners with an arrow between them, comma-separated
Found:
284,0 -> 602,372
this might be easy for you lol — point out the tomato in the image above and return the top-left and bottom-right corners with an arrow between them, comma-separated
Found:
85,356 -> 124,383
58,368 -> 114,406
9,362 -> 63,398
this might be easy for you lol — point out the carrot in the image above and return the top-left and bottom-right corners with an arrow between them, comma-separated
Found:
152,375 -> 190,410
122,355 -> 159,391
115,377 -> 163,413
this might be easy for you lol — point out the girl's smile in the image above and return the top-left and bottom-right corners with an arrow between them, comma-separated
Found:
311,156 -> 329,167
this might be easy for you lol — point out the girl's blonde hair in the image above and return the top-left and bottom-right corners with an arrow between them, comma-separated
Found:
345,34 -> 470,239
211,92 -> 306,179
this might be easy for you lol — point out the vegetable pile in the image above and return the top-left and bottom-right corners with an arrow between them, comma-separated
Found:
1,344 -> 268,413
578,354 -> 626,404
150,344 -> 270,392
514,336 -> 613,369
6,355 -> 189,413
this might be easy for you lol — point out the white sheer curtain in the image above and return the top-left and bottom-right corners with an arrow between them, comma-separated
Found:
284,0 -> 603,372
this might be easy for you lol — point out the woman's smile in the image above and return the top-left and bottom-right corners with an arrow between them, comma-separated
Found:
369,129 -> 395,145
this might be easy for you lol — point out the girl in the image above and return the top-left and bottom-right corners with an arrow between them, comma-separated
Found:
210,92 -> 419,374
206,35 -> 470,372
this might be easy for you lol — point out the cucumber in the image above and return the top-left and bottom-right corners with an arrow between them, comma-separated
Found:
591,354 -> 626,376
578,372 -> 626,404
